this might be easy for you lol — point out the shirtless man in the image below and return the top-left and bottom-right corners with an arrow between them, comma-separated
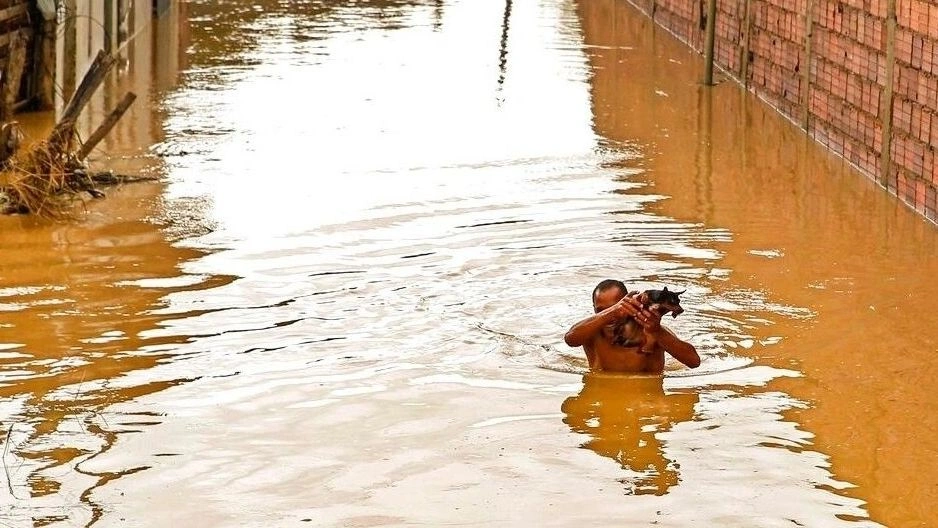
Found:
564,279 -> 700,373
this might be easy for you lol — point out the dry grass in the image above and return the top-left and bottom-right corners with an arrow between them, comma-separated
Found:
0,50 -> 137,219
1,129 -> 86,219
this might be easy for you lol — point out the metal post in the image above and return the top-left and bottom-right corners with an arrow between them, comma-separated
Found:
703,0 -> 718,85
802,0 -> 816,129
880,0 -> 897,187
740,0 -> 752,84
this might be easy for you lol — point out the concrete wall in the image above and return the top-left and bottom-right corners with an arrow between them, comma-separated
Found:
25,0 -> 178,113
621,0 -> 938,223
49,0 -> 188,152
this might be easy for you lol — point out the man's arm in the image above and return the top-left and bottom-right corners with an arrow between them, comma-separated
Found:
563,312 -> 614,348
651,326 -> 700,368
564,296 -> 643,347
636,303 -> 700,368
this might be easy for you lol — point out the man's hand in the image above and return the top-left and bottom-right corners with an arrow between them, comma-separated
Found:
605,295 -> 644,320
638,304 -> 662,334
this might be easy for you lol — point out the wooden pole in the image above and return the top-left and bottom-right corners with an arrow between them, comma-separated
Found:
0,31 -> 28,123
703,0 -> 718,85
62,0 -> 78,102
0,122 -> 22,165
49,50 -> 118,148
58,51 -> 116,125
879,0 -> 898,187
77,92 -> 137,160
34,17 -> 58,110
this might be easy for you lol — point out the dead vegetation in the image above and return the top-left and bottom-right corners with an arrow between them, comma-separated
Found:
0,49 -> 154,218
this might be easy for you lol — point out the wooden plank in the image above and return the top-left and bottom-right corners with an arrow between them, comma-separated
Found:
0,5 -> 28,25
0,121 -> 21,165
77,92 -> 137,160
0,30 -> 27,122
50,50 -> 118,148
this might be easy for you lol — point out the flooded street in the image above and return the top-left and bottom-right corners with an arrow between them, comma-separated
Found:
1,0 -> 937,526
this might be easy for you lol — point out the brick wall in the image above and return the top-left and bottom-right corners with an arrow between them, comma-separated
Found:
621,0 -> 938,223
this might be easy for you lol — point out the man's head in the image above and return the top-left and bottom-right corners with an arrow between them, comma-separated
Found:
592,279 -> 627,313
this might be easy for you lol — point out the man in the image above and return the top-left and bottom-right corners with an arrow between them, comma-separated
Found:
564,279 -> 700,373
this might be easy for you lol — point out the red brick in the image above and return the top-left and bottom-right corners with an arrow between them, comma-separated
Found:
929,5 -> 938,40
913,34 -> 925,69
922,110 -> 934,143
903,178 -> 917,206
922,39 -> 935,74
912,138 -> 927,174
894,98 -> 912,133
925,146 -> 937,180
898,169 -> 910,197
898,0 -> 913,28
886,164 -> 899,192
892,133 -> 905,165
911,102 -> 924,138
929,75 -> 938,108
926,184 -> 938,219
916,179 -> 928,211
912,1 -> 928,34
898,29 -> 914,64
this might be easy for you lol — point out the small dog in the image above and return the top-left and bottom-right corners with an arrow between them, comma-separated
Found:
612,287 -> 685,354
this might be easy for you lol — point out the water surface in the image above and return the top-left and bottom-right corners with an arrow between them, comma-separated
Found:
1,1 -> 936,526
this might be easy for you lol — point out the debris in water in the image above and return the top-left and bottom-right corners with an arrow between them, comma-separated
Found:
0,50 -> 154,218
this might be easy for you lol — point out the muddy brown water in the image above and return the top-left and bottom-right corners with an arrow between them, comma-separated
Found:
1,0 -> 937,526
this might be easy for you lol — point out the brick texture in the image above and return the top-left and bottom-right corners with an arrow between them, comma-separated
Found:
621,0 -> 938,223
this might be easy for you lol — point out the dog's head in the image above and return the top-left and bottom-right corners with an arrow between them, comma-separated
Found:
644,286 -> 685,318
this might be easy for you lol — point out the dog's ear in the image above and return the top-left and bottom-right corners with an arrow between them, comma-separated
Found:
675,289 -> 685,296
663,286 -> 669,292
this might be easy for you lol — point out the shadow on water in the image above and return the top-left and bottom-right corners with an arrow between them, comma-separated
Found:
562,374 -> 698,496
0,3 -> 220,526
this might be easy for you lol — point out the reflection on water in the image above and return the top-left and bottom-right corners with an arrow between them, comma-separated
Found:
582,2 -> 938,527
0,0 -> 935,526
496,0 -> 513,102
0,3 -> 203,527
562,374 -> 697,495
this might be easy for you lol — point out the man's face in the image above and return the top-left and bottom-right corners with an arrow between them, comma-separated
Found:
593,287 -> 626,313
